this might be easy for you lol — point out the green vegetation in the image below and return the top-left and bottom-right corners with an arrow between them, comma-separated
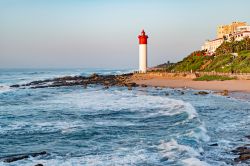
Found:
167,50 -> 211,72
193,75 -> 236,81
160,37 -> 250,73
163,49 -> 250,73
215,37 -> 250,55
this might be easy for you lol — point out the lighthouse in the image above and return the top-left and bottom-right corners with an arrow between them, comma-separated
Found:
138,30 -> 148,73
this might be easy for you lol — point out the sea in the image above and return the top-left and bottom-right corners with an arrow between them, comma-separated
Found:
0,68 -> 249,166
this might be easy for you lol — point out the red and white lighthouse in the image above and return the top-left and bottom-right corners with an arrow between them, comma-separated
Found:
138,30 -> 148,73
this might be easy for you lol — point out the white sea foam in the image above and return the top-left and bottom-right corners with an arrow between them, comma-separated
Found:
196,124 -> 210,142
0,148 -> 158,166
182,157 -> 210,166
1,121 -> 88,135
186,123 -> 210,142
0,85 -> 11,93
34,121 -> 85,134
56,90 -> 199,121
158,139 -> 210,166
158,139 -> 200,159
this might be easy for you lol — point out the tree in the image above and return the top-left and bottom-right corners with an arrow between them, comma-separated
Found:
230,36 -> 235,42
244,36 -> 250,50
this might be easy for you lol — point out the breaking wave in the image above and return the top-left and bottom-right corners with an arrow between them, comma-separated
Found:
158,139 -> 209,166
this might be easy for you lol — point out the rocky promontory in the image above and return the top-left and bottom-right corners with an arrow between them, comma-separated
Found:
10,73 -> 138,89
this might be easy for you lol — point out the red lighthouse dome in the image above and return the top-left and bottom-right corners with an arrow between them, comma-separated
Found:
138,30 -> 148,44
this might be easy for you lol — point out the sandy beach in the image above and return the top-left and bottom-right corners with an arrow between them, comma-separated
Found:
133,75 -> 250,93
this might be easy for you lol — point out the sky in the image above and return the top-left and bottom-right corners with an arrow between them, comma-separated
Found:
1,0 -> 250,69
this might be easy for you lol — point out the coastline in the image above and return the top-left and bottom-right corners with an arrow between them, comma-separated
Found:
131,74 -> 250,93
2,70 -> 250,164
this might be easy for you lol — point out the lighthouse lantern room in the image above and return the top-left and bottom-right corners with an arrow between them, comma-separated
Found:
138,30 -> 148,73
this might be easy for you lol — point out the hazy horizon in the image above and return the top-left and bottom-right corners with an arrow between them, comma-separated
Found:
1,0 -> 250,68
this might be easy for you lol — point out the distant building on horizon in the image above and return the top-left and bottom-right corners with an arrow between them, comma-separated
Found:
202,21 -> 250,55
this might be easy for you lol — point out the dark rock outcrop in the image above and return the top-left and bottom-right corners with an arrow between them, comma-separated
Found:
10,84 -> 20,88
1,151 -> 47,163
165,92 -> 169,96
194,91 -> 209,95
214,90 -> 229,96
222,90 -> 229,96
209,143 -> 218,146
238,154 -> 250,161
10,73 -> 137,89
233,145 -> 250,162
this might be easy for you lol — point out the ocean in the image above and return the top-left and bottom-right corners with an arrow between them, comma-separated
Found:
0,69 -> 249,166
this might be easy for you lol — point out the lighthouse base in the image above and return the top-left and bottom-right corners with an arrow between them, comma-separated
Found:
139,44 -> 147,73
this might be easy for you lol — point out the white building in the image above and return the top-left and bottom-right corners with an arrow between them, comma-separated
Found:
236,25 -> 250,32
225,30 -> 250,41
201,38 -> 224,55
202,25 -> 250,55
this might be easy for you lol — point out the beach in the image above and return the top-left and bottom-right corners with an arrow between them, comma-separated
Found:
132,74 -> 250,93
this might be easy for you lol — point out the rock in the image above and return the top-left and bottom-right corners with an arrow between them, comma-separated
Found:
222,90 -> 229,96
10,84 -> 20,88
126,82 -> 138,87
128,87 -> 132,90
29,80 -> 47,85
103,86 -> 109,89
10,73 -> 135,89
3,155 -> 29,163
165,93 -> 169,96
233,145 -> 250,162
141,84 -> 147,87
34,164 -> 43,166
89,73 -> 98,78
194,91 -> 209,95
215,90 -> 229,96
180,91 -> 185,95
246,135 -> 250,139
232,146 -> 248,154
2,151 -> 47,163
104,81 -> 110,85
238,154 -> 250,161
160,156 -> 168,162
240,149 -> 250,155
209,143 -> 218,146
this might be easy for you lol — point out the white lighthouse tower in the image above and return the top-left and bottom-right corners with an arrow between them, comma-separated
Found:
138,30 -> 148,73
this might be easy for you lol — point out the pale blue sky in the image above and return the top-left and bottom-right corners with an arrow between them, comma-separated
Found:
1,0 -> 250,68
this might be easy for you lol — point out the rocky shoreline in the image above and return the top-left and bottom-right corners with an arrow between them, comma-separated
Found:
10,73 -> 138,89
